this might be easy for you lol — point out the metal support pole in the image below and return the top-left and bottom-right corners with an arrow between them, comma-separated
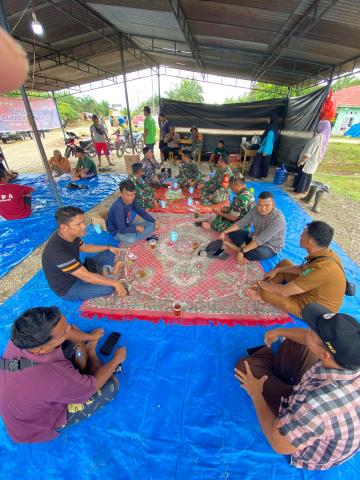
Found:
157,67 -> 161,107
52,91 -> 67,141
0,0 -> 62,207
119,36 -> 135,154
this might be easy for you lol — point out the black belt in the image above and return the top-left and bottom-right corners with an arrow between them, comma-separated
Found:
0,357 -> 39,371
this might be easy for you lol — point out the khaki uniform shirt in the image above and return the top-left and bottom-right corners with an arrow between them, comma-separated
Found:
293,248 -> 346,312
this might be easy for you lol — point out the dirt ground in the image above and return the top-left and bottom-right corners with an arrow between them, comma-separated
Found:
1,129 -> 359,304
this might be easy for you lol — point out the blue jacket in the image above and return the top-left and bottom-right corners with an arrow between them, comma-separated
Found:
106,197 -> 155,235
258,130 -> 276,156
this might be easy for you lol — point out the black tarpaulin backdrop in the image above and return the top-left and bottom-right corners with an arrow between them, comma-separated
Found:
160,87 -> 328,168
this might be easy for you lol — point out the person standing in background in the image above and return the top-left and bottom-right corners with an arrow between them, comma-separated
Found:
90,114 -> 114,169
293,120 -> 331,194
248,113 -> 280,179
143,106 -> 156,152
158,112 -> 170,163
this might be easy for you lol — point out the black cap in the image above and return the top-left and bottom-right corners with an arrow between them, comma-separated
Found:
74,146 -> 85,153
302,303 -> 360,369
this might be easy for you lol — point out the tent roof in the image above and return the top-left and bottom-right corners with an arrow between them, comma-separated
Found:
4,0 -> 360,92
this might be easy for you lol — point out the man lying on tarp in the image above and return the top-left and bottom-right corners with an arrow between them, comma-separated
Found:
235,304 -> 360,470
0,306 -> 126,443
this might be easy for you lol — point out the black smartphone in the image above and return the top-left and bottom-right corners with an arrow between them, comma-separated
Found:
100,332 -> 121,356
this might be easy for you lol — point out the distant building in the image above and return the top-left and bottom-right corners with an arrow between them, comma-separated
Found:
332,86 -> 360,134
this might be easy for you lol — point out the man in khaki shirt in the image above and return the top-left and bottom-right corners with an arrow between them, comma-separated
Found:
48,150 -> 71,177
247,221 -> 346,318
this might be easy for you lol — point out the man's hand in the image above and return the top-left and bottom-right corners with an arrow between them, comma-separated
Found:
136,225 -> 145,233
88,328 -> 105,340
264,328 -> 282,348
113,346 -> 126,364
108,246 -> 122,256
263,268 -> 278,281
113,281 -> 127,297
219,232 -> 226,241
235,361 -> 267,398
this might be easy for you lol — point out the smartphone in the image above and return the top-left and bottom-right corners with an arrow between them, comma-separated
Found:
100,332 -> 121,356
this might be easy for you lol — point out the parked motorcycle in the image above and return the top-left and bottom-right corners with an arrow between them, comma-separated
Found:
64,131 -> 96,159
123,128 -> 144,153
108,129 -> 125,158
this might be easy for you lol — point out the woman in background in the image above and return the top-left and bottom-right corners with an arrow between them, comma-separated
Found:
248,113 -> 280,179
293,120 -> 331,194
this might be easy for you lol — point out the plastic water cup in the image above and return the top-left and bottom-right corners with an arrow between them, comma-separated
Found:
170,231 -> 178,242
173,181 -> 178,189
149,239 -> 156,249
160,200 -> 166,208
94,224 -> 102,234
188,198 -> 193,206
173,302 -> 182,316
189,186 -> 194,194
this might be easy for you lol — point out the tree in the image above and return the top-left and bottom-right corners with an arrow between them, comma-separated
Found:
132,95 -> 159,116
164,79 -> 204,103
331,75 -> 360,92
95,100 -> 110,116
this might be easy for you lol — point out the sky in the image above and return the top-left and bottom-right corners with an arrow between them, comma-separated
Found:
74,67 -> 252,110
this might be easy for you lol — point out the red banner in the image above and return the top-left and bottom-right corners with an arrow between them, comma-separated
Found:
0,97 -> 61,133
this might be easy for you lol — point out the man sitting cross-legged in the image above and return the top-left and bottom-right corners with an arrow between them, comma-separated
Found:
42,206 -> 126,302
177,150 -> 203,188
200,155 -> 234,206
0,306 -> 126,443
106,179 -> 159,245
234,303 -> 360,471
219,191 -> 286,264
202,174 -> 254,232
72,147 -> 97,180
247,221 -> 346,318
126,162 -> 155,209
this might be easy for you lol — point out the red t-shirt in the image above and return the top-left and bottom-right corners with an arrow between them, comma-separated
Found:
0,183 -> 34,220
0,341 -> 97,443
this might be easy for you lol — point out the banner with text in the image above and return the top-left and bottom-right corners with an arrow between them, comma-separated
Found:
0,97 -> 61,133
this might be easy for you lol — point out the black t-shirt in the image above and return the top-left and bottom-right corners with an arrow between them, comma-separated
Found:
42,232 -> 83,296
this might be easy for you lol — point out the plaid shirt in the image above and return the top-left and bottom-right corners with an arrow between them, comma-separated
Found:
276,361 -> 360,470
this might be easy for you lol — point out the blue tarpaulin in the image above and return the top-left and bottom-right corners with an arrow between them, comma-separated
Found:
0,183 -> 359,480
344,123 -> 360,138
0,173 -> 125,278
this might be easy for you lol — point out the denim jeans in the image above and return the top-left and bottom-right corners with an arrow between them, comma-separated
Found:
228,229 -> 275,261
61,250 -> 115,302
114,220 -> 155,245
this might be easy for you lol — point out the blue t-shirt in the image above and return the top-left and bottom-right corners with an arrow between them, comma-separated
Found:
106,197 -> 155,236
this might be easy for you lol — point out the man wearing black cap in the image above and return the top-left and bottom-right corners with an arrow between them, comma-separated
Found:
235,304 -> 360,470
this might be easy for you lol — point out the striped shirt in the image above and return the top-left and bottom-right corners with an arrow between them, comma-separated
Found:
276,361 -> 360,470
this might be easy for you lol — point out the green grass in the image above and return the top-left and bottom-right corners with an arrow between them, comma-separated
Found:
319,143 -> 360,173
312,142 -> 360,201
314,173 -> 360,202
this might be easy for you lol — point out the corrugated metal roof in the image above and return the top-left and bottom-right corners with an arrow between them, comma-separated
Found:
3,0 -> 360,92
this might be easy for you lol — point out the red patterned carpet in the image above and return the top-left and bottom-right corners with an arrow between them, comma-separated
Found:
81,213 -> 290,327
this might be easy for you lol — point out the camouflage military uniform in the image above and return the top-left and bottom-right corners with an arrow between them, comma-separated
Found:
127,174 -> 155,209
211,187 -> 255,232
177,160 -> 202,186
200,165 -> 234,206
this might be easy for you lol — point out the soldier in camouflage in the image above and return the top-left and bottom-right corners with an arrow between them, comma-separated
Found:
202,175 -> 255,232
126,162 -> 155,209
200,156 -> 234,206
177,150 -> 203,187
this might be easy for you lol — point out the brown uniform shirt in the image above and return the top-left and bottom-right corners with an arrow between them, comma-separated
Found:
293,248 -> 346,313
48,155 -> 71,173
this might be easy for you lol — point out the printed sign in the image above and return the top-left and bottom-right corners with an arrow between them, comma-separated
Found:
0,97 -> 61,133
